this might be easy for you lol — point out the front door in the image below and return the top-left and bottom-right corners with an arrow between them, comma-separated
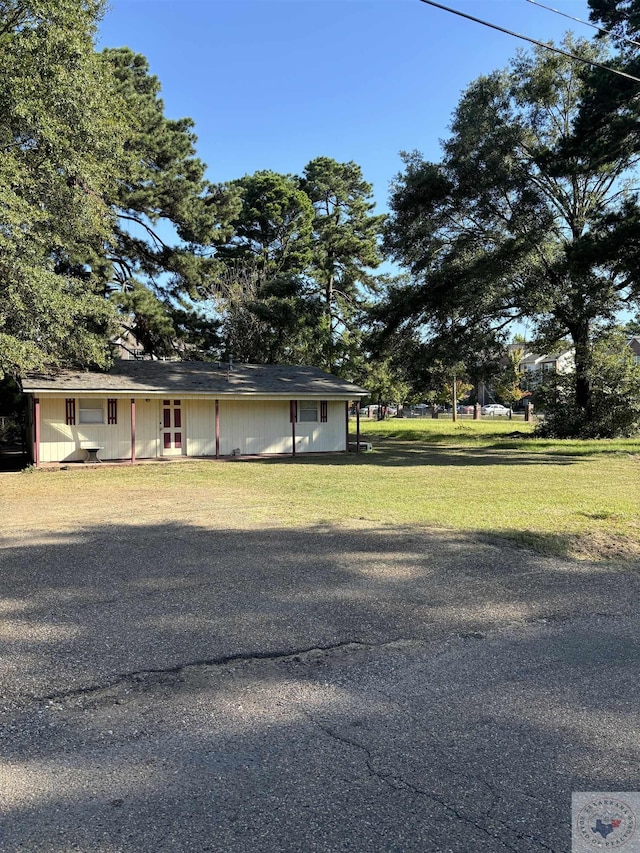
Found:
161,399 -> 184,456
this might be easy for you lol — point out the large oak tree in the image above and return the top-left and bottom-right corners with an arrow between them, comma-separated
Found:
381,37 -> 640,425
0,0 -> 125,378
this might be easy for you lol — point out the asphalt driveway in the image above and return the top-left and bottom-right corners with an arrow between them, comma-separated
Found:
1,517 -> 639,852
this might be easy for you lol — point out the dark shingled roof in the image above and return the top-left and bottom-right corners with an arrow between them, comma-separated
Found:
22,361 -> 368,398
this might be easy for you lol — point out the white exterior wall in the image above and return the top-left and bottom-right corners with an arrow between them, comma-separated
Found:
38,397 -> 132,462
135,399 -> 160,459
219,400 -> 292,456
295,401 -> 346,453
38,398 -> 79,462
556,350 -> 575,374
219,400 -> 346,455
220,400 -> 347,456
35,396 -> 350,462
185,399 -> 216,457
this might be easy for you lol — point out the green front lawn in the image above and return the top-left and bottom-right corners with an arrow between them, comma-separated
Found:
5,417 -> 639,563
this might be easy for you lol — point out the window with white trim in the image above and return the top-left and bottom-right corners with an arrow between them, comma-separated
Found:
78,398 -> 104,424
298,401 -> 318,422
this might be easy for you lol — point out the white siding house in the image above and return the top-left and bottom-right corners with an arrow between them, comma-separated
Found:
22,362 -> 367,465
517,348 -> 575,386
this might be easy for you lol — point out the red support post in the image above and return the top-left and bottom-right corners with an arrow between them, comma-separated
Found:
345,401 -> 349,452
290,400 -> 297,456
215,399 -> 220,458
356,401 -> 361,453
130,398 -> 136,464
33,397 -> 40,467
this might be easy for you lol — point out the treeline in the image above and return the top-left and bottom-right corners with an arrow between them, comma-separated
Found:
0,0 -> 386,387
2,0 -> 640,436
374,0 -> 640,435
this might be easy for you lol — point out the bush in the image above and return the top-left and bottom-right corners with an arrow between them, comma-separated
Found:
0,417 -> 21,445
535,333 -> 640,438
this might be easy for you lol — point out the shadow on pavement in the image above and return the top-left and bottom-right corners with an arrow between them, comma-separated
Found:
1,521 -> 639,852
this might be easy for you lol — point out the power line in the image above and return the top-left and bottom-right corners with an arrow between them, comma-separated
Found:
525,0 -> 640,50
417,0 -> 640,84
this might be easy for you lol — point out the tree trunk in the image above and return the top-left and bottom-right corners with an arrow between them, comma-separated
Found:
452,375 -> 457,422
325,260 -> 335,372
569,323 -> 591,414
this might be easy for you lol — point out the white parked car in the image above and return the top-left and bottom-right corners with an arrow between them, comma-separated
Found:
481,404 -> 511,416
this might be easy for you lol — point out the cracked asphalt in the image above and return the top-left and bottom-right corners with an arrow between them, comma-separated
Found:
1,516 -> 639,852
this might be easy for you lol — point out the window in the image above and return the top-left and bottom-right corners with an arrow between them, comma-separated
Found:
299,401 -> 318,422
79,399 -> 104,424
107,399 -> 118,425
320,400 -> 328,423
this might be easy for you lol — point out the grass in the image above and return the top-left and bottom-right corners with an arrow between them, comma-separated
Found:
360,415 -> 640,455
4,417 -> 639,563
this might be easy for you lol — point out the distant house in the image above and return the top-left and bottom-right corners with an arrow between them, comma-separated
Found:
21,361 -> 367,465
629,336 -> 640,365
111,328 -> 146,361
516,347 -> 575,386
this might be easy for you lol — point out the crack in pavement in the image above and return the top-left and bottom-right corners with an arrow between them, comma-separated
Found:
3,616 -> 625,849
305,713 -> 560,853
24,637 -> 409,709
11,609 -> 613,711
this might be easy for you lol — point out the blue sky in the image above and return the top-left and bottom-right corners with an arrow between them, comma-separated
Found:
98,0 -> 597,215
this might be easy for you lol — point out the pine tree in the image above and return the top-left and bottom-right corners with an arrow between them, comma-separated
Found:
0,0 -> 125,377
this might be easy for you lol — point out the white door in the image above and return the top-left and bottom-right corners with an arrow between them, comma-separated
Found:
161,399 -> 184,456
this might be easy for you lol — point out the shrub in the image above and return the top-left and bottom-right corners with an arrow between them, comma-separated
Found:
535,333 -> 640,438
